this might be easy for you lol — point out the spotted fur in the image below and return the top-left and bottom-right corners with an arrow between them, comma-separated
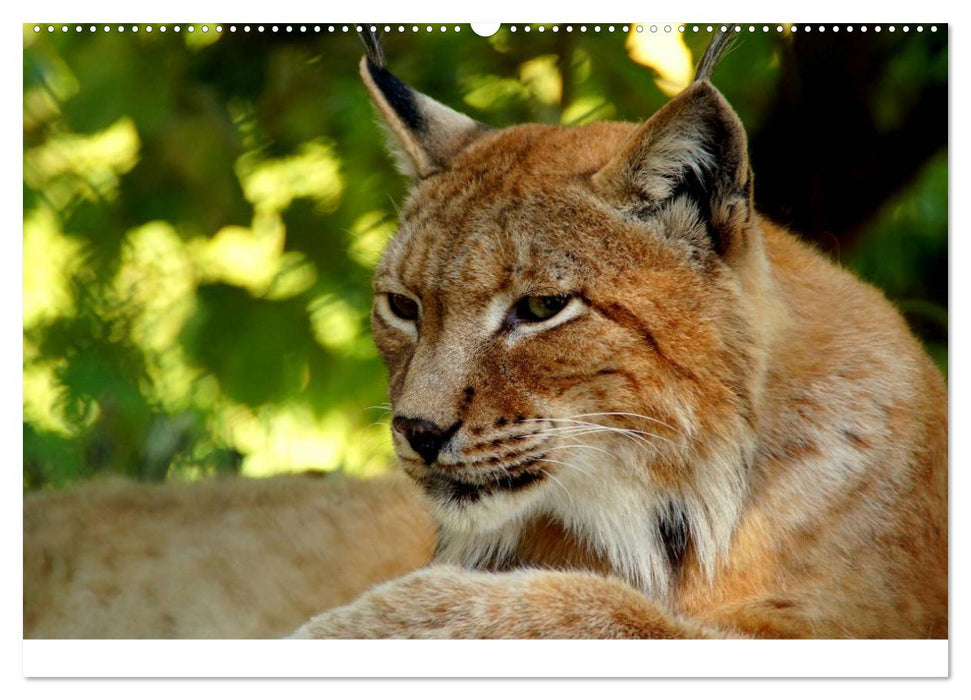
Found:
294,32 -> 948,639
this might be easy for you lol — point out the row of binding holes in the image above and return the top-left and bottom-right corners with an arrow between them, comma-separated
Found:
32,24 -> 940,34
30,25 -> 462,33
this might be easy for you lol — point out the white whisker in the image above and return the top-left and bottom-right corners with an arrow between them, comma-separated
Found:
534,456 -> 593,478
548,426 -> 664,457
537,467 -> 573,504
569,411 -> 678,431
532,419 -> 680,448
544,442 -> 615,459
524,412 -> 694,445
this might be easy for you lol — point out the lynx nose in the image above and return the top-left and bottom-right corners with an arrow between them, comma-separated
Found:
392,417 -> 461,465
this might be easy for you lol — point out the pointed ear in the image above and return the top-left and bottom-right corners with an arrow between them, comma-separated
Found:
359,49 -> 491,178
592,80 -> 754,259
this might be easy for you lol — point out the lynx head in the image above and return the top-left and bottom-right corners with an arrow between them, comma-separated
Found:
361,31 -> 772,594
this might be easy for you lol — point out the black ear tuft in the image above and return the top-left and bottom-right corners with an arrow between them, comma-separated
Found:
358,26 -> 386,68
693,29 -> 739,83
364,61 -> 426,134
357,29 -> 491,178
358,28 -> 424,132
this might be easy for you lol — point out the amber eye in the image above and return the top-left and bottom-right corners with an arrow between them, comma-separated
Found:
513,294 -> 571,323
387,293 -> 419,321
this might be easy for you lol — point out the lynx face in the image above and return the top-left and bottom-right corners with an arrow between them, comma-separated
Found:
363,38 -> 766,586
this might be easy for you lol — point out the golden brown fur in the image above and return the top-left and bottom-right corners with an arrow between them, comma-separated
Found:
24,473 -> 435,638
293,38 -> 947,639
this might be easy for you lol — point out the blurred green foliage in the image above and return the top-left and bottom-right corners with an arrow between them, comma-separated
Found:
22,24 -> 947,490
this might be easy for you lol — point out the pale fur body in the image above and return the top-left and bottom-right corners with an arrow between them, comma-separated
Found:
24,473 -> 434,638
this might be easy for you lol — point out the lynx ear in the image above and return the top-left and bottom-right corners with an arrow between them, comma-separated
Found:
593,35 -> 752,259
358,30 -> 491,178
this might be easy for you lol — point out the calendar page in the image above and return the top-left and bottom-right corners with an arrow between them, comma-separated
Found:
22,17 -> 948,678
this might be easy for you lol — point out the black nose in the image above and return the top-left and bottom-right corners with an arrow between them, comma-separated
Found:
392,417 -> 461,465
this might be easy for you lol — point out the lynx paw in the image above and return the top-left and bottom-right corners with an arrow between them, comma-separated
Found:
289,565 -> 701,639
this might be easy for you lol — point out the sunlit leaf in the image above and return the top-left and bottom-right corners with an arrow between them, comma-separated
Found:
519,55 -> 562,106
626,27 -> 693,97
23,207 -> 83,328
308,294 -> 362,353
24,117 -> 140,208
190,221 -> 284,292
348,210 -> 397,269
23,86 -> 61,132
561,96 -> 616,125
184,25 -> 222,51
462,75 -> 528,112
237,140 -> 344,215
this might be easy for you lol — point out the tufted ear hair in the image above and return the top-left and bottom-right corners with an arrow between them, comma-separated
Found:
592,32 -> 753,260
358,29 -> 492,178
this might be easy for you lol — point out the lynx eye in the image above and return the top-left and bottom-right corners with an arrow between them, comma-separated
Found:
514,294 -> 571,323
387,293 -> 419,321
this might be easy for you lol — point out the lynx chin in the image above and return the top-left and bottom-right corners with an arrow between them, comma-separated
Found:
291,30 -> 947,640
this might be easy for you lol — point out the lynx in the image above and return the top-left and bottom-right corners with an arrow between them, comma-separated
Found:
24,32 -> 946,641
290,31 -> 947,639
